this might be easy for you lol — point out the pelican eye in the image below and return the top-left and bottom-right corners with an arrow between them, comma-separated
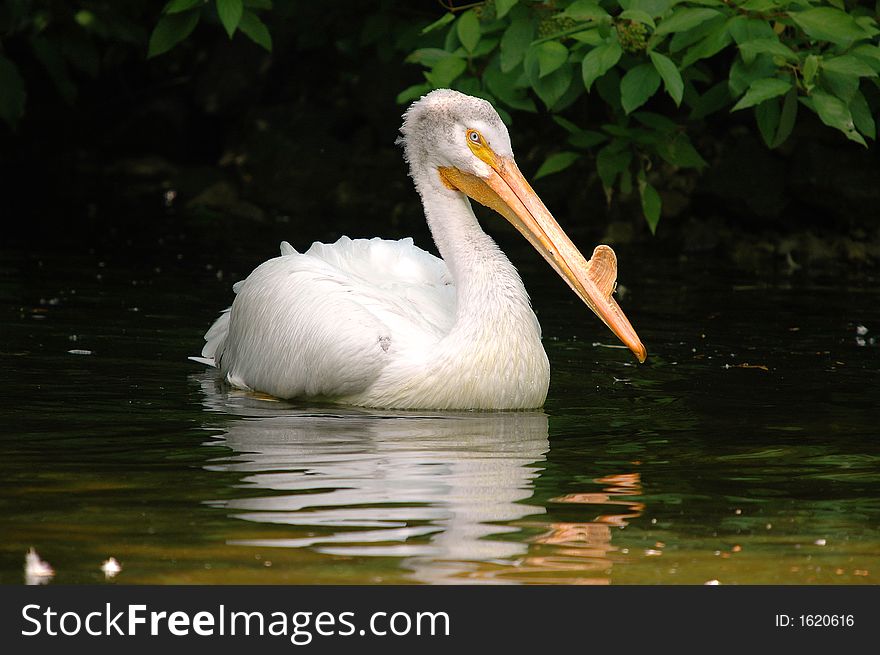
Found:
467,130 -> 482,144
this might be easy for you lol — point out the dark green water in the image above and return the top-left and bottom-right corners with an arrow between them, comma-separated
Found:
1,220 -> 878,584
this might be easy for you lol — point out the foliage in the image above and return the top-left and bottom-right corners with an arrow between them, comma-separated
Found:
0,1 -> 149,130
0,0 -> 272,131
2,1 -> 878,233
401,0 -> 880,231
148,0 -> 273,58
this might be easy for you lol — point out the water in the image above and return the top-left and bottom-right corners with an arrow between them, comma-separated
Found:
2,218 -> 878,585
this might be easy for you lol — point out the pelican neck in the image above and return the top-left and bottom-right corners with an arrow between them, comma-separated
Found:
412,164 -> 530,323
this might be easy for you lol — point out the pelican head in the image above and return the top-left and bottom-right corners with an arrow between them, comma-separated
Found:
400,89 -> 647,363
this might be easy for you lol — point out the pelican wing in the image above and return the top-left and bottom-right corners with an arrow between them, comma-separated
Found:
198,237 -> 455,399
302,236 -> 455,338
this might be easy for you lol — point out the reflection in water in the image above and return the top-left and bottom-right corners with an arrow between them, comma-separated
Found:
196,375 -> 647,583
515,473 -> 644,584
197,376 -> 552,583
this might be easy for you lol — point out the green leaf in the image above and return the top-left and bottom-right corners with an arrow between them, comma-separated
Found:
654,8 -> 721,36
638,177 -> 662,234
554,117 -> 606,147
772,86 -> 798,148
535,151 -> 580,178
553,115 -> 581,133
619,10 -> 655,29
688,80 -> 730,119
569,130 -> 607,148
633,111 -> 677,131
681,21 -> 732,67
621,0 -> 671,15
755,97 -> 780,147
500,16 -> 533,72
216,0 -> 243,38
74,10 -> 95,28
571,28 -> 603,45
596,69 -> 623,114
737,38 -> 797,64
596,144 -> 632,194
553,74 -> 585,113
530,64 -> 573,109
657,133 -> 707,168
582,39 -> 622,91
396,83 -> 432,105
238,9 -> 271,50
738,0 -> 778,10
850,90 -> 876,140
821,55 -> 876,78
789,8 -> 868,45
421,13 -> 454,35
563,1 -> 610,21
425,56 -> 466,87
405,48 -> 451,67
533,41 -> 569,78
727,16 -> 775,45
453,76 -> 481,98
485,61 -> 537,111
809,89 -> 866,146
471,37 -> 500,59
648,51 -> 683,105
803,55 -> 819,84
850,44 -> 880,72
602,124 -> 639,139
457,10 -> 480,53
0,55 -> 25,129
496,0 -> 518,19
855,15 -> 880,39
148,9 -> 200,57
728,53 -> 777,97
164,0 -> 204,13
443,23 -> 460,50
620,63 -> 661,113
669,15 -> 725,53
822,69 -> 859,104
731,77 -> 792,111
632,111 -> 678,132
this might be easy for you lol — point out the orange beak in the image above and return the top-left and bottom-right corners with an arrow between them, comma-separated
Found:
439,153 -> 646,363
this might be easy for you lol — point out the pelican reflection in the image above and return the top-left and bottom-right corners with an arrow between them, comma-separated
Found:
196,375 -> 549,583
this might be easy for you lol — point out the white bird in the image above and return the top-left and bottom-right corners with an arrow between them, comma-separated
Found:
195,89 -> 646,410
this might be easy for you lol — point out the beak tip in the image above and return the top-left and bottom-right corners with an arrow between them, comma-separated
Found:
633,343 -> 647,364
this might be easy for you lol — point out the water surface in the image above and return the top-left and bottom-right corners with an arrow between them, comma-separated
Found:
1,221 -> 877,584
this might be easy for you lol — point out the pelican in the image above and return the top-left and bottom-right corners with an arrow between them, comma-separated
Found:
194,89 -> 646,409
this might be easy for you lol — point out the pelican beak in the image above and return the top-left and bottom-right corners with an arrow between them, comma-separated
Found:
439,157 -> 647,363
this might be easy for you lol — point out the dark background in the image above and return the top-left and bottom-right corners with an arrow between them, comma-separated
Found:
2,1 -> 879,273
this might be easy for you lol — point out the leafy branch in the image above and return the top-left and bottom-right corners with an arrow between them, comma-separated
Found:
402,0 -> 880,232
148,0 -> 273,58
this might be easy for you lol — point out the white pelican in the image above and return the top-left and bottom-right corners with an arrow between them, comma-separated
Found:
194,89 -> 646,409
